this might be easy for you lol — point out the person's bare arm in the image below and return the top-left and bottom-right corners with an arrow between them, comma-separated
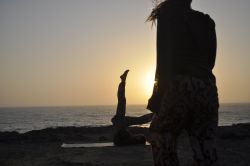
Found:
125,113 -> 153,126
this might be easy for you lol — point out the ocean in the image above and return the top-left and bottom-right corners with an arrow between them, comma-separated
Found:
0,103 -> 250,133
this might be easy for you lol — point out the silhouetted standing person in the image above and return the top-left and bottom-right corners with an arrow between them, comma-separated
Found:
147,0 -> 219,166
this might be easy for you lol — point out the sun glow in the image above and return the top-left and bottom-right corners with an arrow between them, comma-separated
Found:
143,71 -> 155,98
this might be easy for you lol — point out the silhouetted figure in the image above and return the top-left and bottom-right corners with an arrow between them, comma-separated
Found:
112,70 -> 153,146
114,69 -> 129,129
147,0 -> 219,166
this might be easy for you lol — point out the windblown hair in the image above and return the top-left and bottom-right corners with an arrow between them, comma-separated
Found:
147,0 -> 168,22
147,0 -> 192,22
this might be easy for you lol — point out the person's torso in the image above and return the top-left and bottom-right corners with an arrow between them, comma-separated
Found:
157,7 -> 216,81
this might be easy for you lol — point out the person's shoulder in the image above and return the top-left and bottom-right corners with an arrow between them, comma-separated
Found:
189,10 -> 212,20
189,9 -> 215,26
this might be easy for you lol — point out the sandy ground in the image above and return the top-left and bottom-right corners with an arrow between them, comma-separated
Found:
0,124 -> 250,166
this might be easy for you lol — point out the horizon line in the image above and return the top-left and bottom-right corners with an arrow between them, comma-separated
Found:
1,102 -> 250,109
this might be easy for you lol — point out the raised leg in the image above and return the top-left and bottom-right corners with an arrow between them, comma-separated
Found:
113,70 -> 129,130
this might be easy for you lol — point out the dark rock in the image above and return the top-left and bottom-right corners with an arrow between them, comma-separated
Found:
1,123 -> 250,143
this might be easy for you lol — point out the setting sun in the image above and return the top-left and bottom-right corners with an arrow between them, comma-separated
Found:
143,71 -> 155,98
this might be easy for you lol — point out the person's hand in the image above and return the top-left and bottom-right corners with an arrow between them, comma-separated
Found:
147,96 -> 161,113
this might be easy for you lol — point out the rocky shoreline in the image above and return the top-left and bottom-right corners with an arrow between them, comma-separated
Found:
1,123 -> 250,143
1,123 -> 250,166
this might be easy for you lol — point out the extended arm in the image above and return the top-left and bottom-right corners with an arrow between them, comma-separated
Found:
125,113 -> 153,126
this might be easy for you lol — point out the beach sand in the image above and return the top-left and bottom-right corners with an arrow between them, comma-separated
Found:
0,124 -> 250,166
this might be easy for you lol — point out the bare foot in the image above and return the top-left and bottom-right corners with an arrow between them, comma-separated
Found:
120,70 -> 129,82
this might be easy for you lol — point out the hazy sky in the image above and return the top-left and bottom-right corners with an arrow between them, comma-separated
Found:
0,0 -> 250,107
